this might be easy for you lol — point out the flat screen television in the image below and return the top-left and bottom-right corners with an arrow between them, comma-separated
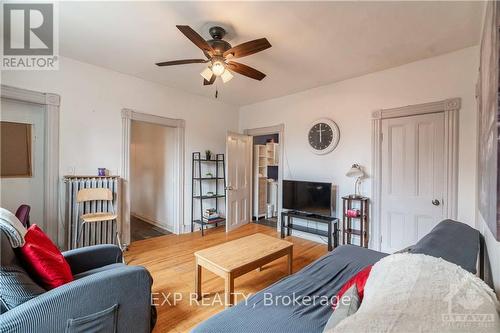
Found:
282,180 -> 334,216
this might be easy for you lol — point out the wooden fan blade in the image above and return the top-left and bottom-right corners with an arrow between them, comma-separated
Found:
156,59 -> 208,66
203,74 -> 216,85
223,38 -> 271,59
176,25 -> 213,56
227,61 -> 266,81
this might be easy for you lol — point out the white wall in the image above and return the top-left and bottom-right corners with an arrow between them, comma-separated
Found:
239,46 -> 480,244
130,120 -> 175,231
1,56 -> 239,233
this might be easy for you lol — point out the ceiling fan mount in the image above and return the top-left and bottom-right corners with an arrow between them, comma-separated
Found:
155,25 -> 271,88
208,26 -> 227,40
207,26 -> 231,55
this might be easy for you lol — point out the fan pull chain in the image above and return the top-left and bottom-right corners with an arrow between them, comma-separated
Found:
215,82 -> 219,99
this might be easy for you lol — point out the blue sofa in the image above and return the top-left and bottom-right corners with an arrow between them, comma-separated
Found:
0,230 -> 153,332
192,220 -> 480,333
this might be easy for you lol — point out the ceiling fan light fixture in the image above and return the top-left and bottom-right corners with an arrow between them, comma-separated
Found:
221,69 -> 233,83
200,67 -> 213,81
157,25 -> 271,86
211,60 -> 226,76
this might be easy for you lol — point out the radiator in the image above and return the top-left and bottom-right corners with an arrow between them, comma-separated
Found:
64,176 -> 122,249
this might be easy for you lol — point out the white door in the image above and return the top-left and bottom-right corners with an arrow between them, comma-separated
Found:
380,112 -> 445,253
0,99 -> 45,229
225,132 -> 252,232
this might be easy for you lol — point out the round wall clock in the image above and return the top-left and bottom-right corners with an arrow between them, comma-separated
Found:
308,118 -> 340,155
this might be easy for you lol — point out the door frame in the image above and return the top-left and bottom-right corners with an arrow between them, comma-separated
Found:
0,84 -> 61,246
244,124 -> 285,231
121,109 -> 185,244
371,98 -> 460,251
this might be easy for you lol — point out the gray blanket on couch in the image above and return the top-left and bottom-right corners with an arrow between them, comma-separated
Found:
192,245 -> 387,333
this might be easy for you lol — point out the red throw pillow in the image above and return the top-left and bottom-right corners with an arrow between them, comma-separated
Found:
332,265 -> 373,310
19,224 -> 73,289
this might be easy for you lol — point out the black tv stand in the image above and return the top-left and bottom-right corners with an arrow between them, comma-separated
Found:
280,210 -> 339,251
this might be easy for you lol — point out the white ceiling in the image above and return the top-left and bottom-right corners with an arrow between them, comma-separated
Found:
59,1 -> 484,106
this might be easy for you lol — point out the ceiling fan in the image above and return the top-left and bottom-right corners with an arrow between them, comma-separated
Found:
156,25 -> 271,86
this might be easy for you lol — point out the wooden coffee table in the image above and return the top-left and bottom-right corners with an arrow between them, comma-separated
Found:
194,233 -> 293,307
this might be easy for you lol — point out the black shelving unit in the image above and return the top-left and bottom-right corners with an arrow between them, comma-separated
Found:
280,211 -> 339,251
342,196 -> 369,247
191,152 -> 226,236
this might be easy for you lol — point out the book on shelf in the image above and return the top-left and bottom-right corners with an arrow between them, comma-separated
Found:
203,217 -> 223,222
203,208 -> 220,221
202,215 -> 224,222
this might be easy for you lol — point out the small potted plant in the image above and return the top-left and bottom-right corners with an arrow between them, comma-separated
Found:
206,172 -> 214,178
205,150 -> 212,160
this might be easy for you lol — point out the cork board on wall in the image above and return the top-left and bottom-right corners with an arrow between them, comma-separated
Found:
1,121 -> 32,177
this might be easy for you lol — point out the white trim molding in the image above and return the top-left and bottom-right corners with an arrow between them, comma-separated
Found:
121,109 -> 185,244
371,98 -> 460,251
1,84 -> 61,246
244,124 -> 285,137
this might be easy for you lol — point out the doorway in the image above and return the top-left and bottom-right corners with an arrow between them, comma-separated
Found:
224,125 -> 284,233
244,124 -> 284,231
122,109 -> 185,245
372,98 -> 460,252
129,120 -> 174,242
251,133 -> 280,228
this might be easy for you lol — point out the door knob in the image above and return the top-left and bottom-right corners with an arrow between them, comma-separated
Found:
225,186 -> 233,191
432,199 -> 440,206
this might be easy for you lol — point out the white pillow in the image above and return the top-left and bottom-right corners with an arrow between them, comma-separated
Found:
0,207 -> 27,247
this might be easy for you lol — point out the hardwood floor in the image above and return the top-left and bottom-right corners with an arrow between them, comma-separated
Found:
125,223 -> 327,333
130,215 -> 171,242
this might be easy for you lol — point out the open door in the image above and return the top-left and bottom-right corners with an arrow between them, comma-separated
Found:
225,132 -> 252,232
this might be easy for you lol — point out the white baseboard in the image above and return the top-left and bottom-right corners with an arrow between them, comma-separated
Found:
181,222 -> 220,234
131,212 -> 174,233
